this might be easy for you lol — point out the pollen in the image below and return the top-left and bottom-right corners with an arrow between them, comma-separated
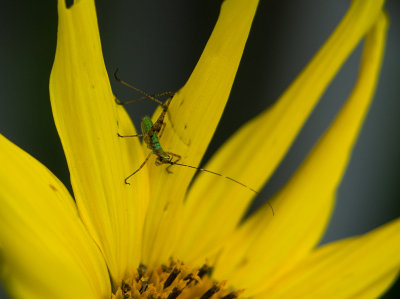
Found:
112,259 -> 243,299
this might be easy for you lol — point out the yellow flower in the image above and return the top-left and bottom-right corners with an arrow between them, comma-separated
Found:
0,0 -> 399,298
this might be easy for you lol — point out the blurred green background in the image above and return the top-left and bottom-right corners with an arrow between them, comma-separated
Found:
0,0 -> 399,297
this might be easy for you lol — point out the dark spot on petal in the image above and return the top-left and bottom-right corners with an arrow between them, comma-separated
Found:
65,0 -> 73,9
237,257 -> 248,268
163,202 -> 170,211
49,184 -> 57,191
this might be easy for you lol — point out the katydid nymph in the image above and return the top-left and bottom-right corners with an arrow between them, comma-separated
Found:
114,69 -> 274,215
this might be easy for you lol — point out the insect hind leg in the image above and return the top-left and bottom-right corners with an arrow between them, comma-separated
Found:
114,68 -> 174,106
114,92 -> 173,106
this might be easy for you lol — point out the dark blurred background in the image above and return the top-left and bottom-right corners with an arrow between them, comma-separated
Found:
0,0 -> 399,298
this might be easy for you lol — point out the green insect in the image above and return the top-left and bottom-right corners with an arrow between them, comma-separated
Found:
114,69 -> 179,180
114,70 -> 274,215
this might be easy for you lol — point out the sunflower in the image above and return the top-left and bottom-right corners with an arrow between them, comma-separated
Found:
0,0 -> 399,298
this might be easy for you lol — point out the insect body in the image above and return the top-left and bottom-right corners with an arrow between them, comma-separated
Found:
141,115 -> 180,167
114,69 -> 177,182
114,70 -> 274,215
123,113 -> 182,184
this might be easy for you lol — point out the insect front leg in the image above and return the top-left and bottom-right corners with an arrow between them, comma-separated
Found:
165,152 -> 181,174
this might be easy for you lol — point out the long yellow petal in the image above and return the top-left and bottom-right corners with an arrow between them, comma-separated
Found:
0,135 -> 110,299
140,0 -> 260,266
254,219 -> 400,299
177,0 -> 385,263
212,12 -> 388,296
351,270 -> 400,299
49,0 -> 149,283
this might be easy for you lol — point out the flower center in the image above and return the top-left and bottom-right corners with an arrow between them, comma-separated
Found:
112,259 -> 242,298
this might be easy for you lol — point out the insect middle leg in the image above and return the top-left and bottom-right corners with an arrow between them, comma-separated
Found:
124,151 -> 153,185
117,132 -> 143,138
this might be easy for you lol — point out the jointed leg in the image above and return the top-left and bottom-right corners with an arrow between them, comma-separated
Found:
125,152 -> 153,185
114,92 -> 174,106
165,152 -> 181,174
114,68 -> 173,106
117,133 -> 143,138
158,122 -> 167,139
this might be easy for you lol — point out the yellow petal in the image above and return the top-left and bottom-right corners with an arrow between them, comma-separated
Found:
255,218 -> 400,298
49,0 -> 149,283
140,0 -> 260,266
177,0 -> 386,263
0,135 -> 110,299
213,11 -> 388,296
352,270 -> 400,299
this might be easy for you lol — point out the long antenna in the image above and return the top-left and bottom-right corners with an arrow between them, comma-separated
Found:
168,161 -> 274,215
